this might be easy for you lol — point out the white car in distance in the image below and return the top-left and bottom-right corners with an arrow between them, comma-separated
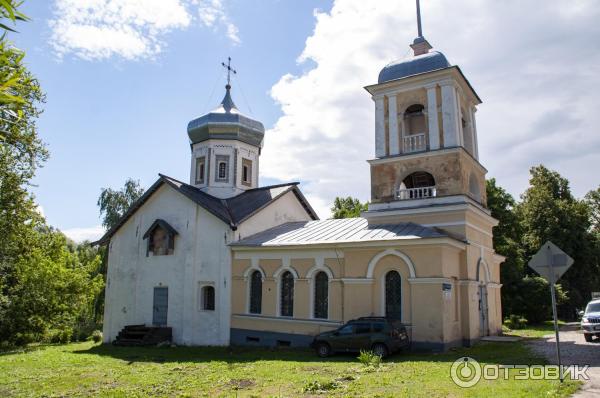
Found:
581,298 -> 600,342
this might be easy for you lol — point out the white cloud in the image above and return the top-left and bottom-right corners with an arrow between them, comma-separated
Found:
261,0 -> 600,218
195,0 -> 240,45
49,0 -> 239,60
61,225 -> 105,243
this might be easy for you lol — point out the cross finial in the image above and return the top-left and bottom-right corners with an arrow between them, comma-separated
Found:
221,56 -> 237,88
416,0 -> 423,38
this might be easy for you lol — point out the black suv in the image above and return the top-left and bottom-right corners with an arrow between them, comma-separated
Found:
311,317 -> 409,357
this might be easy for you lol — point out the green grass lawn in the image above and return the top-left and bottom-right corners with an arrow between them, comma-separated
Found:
504,321 -> 569,339
0,340 -> 580,397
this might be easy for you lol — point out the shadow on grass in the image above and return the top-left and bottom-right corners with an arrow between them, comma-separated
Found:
72,341 -> 549,367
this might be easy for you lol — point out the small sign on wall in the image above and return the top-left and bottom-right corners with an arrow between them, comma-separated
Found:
442,283 -> 452,300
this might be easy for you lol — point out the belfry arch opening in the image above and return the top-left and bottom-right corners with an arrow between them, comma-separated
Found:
397,171 -> 436,200
403,104 -> 427,153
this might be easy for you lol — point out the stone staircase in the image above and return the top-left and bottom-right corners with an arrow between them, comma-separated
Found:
113,324 -> 172,346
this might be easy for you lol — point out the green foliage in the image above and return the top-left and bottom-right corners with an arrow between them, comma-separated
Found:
585,186 -> 600,235
503,314 -> 528,330
489,166 -> 600,321
302,379 -> 341,393
357,350 -> 382,368
91,330 -> 102,343
0,1 -> 104,346
0,0 -> 28,33
517,165 -> 599,316
0,228 -> 104,345
97,179 -> 144,230
331,196 -> 368,219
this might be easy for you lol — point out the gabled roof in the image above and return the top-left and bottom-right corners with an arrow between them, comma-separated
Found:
94,174 -> 318,245
230,218 -> 451,248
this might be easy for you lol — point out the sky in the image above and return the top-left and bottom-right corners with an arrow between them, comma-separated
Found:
8,0 -> 600,242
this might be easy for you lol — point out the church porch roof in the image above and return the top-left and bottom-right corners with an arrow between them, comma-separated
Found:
230,218 -> 460,248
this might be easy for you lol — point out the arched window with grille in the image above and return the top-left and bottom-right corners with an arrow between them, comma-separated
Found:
313,271 -> 329,319
280,271 -> 294,317
249,270 -> 262,314
385,271 -> 402,319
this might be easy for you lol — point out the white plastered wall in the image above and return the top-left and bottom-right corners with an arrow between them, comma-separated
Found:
103,183 -> 232,345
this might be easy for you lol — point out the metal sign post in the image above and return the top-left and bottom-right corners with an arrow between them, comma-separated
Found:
547,245 -> 563,383
528,241 -> 574,384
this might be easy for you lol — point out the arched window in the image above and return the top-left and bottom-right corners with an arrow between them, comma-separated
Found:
313,271 -> 329,319
397,171 -> 436,199
280,271 -> 294,317
385,271 -> 402,319
404,104 -> 426,135
249,271 -> 262,314
202,286 -> 215,311
403,104 -> 427,153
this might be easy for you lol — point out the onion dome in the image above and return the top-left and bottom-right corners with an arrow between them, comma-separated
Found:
187,84 -> 265,148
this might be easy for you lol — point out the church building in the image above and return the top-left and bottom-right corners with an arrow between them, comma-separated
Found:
98,9 -> 504,351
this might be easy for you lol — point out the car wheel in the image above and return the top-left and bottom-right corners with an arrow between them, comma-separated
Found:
584,334 -> 593,342
315,342 -> 331,358
372,343 -> 388,358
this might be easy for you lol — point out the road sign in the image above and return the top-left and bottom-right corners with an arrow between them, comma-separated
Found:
528,241 -> 574,384
528,241 -> 574,284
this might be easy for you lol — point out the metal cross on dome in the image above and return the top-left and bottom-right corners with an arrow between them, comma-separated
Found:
221,56 -> 236,86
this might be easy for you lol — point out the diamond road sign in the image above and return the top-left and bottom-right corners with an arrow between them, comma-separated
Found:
528,241 -> 574,284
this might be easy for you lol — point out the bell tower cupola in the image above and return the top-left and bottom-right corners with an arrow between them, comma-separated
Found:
187,58 -> 264,199
363,0 -> 488,220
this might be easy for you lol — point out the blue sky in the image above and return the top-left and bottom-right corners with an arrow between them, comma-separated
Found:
8,0 -> 600,241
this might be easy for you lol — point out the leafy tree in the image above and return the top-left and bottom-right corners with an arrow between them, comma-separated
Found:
331,197 -> 368,219
585,187 -> 600,235
509,276 -> 567,324
0,1 -> 104,345
97,179 -> 144,230
517,165 -> 599,316
1,228 -> 103,344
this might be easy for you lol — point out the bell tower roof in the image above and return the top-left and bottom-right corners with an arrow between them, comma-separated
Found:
378,50 -> 450,83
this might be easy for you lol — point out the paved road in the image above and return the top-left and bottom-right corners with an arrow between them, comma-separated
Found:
528,327 -> 600,397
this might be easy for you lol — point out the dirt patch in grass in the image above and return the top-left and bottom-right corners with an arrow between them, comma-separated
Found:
227,378 -> 255,390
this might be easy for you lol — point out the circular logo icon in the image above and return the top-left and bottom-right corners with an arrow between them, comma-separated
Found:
450,356 -> 482,388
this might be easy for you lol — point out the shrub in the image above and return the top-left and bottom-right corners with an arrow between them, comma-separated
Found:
357,350 -> 382,368
504,314 -> 528,329
91,330 -> 103,343
302,380 -> 340,393
46,328 -> 73,344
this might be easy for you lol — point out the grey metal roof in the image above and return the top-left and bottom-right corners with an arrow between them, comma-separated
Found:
94,174 -> 318,245
378,51 -> 451,84
187,85 -> 265,148
231,218 -> 448,247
